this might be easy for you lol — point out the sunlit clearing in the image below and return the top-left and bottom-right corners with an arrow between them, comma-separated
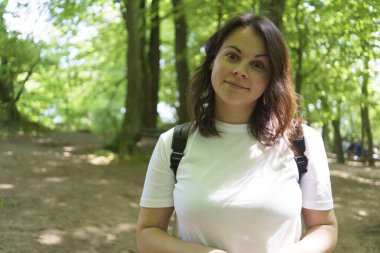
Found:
73,226 -> 103,240
106,233 -> 117,242
0,184 -> 14,189
45,177 -> 67,183
3,151 -> 13,156
157,102 -> 176,123
330,170 -> 380,186
115,223 -> 136,232
36,137 -> 53,144
96,179 -> 108,184
72,223 -> 136,241
63,146 -> 75,152
357,209 -> 369,217
5,0 -> 59,42
33,167 -> 48,173
38,230 -> 64,245
129,202 -> 139,208
87,154 -> 115,165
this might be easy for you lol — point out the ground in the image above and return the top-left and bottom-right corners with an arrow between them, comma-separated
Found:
0,132 -> 379,253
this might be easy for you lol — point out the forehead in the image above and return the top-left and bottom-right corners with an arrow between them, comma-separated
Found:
221,26 -> 267,54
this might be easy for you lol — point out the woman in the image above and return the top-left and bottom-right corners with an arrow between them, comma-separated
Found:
136,13 -> 338,253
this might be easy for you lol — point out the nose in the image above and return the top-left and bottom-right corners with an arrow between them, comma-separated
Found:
232,67 -> 248,79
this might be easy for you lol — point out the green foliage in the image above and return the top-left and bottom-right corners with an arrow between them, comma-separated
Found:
284,0 -> 379,144
1,0 -> 379,146
0,2 -> 42,125
13,0 -> 126,135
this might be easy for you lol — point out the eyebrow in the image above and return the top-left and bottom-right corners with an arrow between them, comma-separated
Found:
224,45 -> 269,58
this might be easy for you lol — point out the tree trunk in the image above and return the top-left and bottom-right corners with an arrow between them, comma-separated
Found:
322,122 -> 330,152
0,61 -> 25,123
144,0 -> 160,129
119,0 -> 143,156
216,0 -> 225,30
139,0 -> 151,130
332,119 -> 344,164
361,60 -> 374,165
294,0 -> 305,95
260,0 -> 286,30
1,3 -> 39,125
172,0 -> 189,124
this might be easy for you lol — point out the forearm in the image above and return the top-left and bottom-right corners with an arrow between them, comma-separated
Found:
276,224 -> 338,253
137,227 -> 227,253
298,224 -> 337,252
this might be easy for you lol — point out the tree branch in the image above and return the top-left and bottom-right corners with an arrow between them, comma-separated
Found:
13,60 -> 40,103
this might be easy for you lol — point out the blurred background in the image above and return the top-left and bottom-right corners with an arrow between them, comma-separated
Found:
0,0 -> 379,252
0,0 -> 378,160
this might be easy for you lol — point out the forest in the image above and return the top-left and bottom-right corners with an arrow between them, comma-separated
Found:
1,1 -> 380,252
0,0 -> 379,162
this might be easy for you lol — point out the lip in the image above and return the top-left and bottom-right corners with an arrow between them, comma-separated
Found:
224,80 -> 249,90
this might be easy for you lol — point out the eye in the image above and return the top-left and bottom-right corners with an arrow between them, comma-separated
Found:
225,53 -> 239,62
251,61 -> 265,70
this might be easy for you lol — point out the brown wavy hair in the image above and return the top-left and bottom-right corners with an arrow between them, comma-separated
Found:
187,13 -> 302,146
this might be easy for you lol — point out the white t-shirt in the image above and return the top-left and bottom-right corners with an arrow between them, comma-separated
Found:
140,121 -> 333,253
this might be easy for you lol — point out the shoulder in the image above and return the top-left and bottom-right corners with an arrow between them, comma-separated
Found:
150,127 -> 175,163
302,124 -> 321,138
302,124 -> 324,145
301,124 -> 327,159
160,127 -> 175,143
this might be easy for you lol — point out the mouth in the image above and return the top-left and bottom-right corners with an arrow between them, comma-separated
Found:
224,80 -> 249,90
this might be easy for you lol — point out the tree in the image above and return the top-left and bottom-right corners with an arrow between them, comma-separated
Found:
172,0 -> 189,123
143,0 -> 160,129
118,0 -> 144,156
4,0 -> 378,161
360,59 -> 375,165
332,118 -> 344,163
284,0 -> 379,164
260,0 -> 286,30
0,0 -> 40,124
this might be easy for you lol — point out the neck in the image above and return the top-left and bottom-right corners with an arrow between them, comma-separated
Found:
215,102 -> 256,124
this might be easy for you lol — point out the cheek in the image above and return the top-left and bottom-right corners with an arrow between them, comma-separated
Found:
211,62 -> 228,81
258,82 -> 269,98
253,74 -> 270,89
210,64 -> 221,86
211,70 -> 218,92
260,82 -> 268,95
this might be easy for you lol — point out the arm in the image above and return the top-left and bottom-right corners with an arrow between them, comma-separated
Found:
276,208 -> 338,253
136,207 -> 227,253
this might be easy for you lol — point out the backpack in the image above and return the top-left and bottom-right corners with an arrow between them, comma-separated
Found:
170,122 -> 308,182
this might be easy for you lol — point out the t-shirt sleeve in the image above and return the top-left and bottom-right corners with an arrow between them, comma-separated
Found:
140,129 -> 176,208
300,125 -> 334,210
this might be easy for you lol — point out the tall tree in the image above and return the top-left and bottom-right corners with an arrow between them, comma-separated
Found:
260,0 -> 286,30
0,0 -> 40,123
139,0 -> 148,128
172,0 -> 189,123
119,0 -> 144,155
361,59 -> 374,165
143,0 -> 160,129
332,117 -> 344,163
293,0 -> 306,95
216,0 -> 225,29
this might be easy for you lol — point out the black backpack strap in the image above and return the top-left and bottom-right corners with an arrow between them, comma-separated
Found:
170,122 -> 308,182
170,122 -> 191,177
292,137 -> 308,182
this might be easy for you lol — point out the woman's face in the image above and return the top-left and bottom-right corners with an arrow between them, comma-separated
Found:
211,26 -> 270,115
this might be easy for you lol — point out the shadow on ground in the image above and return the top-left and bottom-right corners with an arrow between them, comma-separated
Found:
0,132 -> 379,252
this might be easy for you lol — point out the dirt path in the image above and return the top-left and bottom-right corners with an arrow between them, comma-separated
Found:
0,132 -> 147,253
0,132 -> 379,252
